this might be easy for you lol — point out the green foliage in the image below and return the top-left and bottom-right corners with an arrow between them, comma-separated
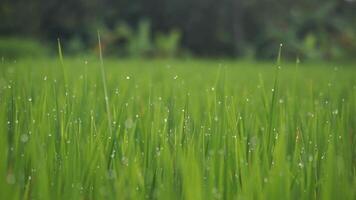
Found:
0,57 -> 355,199
128,20 -> 153,57
0,37 -> 48,59
1,0 -> 355,59
249,0 -> 356,59
154,29 -> 181,57
301,33 -> 321,59
66,37 -> 86,54
100,20 -> 182,58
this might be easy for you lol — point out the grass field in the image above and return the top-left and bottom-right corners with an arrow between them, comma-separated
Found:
0,56 -> 355,199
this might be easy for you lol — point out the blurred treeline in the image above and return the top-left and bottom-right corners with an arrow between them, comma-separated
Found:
0,0 -> 356,59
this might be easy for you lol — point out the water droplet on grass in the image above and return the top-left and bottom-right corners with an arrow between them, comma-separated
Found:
125,118 -> 133,129
21,134 -> 29,143
332,109 -> 338,115
298,162 -> 304,168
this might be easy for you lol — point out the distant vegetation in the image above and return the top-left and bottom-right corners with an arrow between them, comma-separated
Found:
1,0 -> 356,59
0,37 -> 48,59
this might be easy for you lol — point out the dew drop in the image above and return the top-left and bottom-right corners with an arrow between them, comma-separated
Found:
21,134 -> 29,143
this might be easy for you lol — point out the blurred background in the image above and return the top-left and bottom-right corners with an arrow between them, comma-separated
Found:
0,0 -> 356,60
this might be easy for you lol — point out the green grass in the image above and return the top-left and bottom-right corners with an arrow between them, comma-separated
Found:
0,57 -> 355,199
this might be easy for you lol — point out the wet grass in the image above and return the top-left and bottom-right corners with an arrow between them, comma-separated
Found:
0,57 -> 355,199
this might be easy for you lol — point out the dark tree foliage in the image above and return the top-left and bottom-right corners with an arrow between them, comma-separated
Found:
0,0 -> 355,58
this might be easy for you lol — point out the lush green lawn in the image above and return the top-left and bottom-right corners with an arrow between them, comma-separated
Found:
0,58 -> 355,199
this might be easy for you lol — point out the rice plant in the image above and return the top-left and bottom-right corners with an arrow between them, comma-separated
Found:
0,52 -> 355,199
